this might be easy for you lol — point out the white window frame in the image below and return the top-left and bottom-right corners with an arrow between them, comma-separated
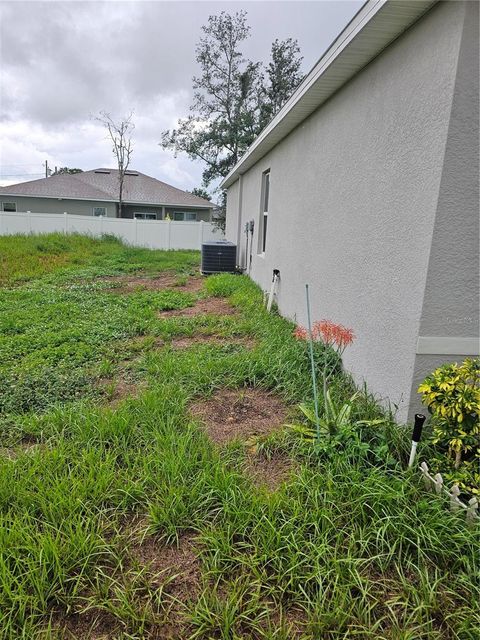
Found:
2,202 -> 17,212
93,206 -> 107,217
173,211 -> 197,221
133,212 -> 157,220
259,170 -> 270,254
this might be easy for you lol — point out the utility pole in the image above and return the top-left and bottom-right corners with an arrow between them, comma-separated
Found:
44,160 -> 51,178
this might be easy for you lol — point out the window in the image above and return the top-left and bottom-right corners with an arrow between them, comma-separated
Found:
93,206 -> 106,217
260,171 -> 270,253
2,202 -> 16,212
134,212 -> 157,220
173,212 -> 197,221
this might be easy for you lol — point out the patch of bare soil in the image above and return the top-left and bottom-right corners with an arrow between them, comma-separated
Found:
100,274 -> 204,295
131,533 -> 201,596
176,277 -> 205,294
100,274 -> 176,293
128,531 -> 202,640
111,335 -> 165,359
96,377 -> 146,406
244,453 -> 295,491
158,296 -> 237,318
190,388 -> 288,446
265,605 -> 308,639
0,439 -> 44,460
48,609 -> 120,640
47,520 -> 201,640
170,335 -> 256,350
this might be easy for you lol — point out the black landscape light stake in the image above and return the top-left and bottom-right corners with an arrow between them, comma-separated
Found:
408,414 -> 426,468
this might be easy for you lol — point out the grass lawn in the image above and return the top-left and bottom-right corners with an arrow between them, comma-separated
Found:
0,234 -> 478,639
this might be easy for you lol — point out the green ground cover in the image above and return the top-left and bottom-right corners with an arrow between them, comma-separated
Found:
0,234 -> 478,639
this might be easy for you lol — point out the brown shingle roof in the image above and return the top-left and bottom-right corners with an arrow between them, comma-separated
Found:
0,169 -> 213,208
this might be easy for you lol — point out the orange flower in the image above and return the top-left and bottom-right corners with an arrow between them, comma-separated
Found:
313,320 -> 355,348
293,325 -> 308,340
293,320 -> 355,349
336,325 -> 355,348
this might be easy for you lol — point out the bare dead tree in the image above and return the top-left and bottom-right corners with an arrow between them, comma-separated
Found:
96,111 -> 134,218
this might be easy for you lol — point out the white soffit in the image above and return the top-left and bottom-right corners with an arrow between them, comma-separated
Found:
221,0 -> 438,189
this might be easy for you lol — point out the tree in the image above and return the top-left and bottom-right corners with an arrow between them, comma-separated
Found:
96,111 -> 134,218
53,167 -> 83,175
261,38 -> 303,126
161,13 -> 304,234
161,11 -> 264,187
190,187 -> 211,201
212,191 -> 227,233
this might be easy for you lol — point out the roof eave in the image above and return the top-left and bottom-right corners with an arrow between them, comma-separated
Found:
220,0 -> 437,189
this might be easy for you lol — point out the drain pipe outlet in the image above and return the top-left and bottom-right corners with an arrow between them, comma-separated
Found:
266,269 -> 280,312
408,414 -> 426,468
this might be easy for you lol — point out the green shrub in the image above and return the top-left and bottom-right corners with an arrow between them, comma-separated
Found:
418,358 -> 480,495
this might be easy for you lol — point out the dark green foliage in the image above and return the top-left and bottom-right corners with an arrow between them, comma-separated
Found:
52,167 -> 83,175
190,187 -> 211,202
161,12 -> 303,188
260,38 -> 304,127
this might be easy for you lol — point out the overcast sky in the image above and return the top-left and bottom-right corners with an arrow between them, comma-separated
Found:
0,0 -> 361,193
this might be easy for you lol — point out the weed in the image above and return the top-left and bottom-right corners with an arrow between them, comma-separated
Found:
174,275 -> 189,287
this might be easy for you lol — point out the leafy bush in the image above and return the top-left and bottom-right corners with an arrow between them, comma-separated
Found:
418,358 -> 480,495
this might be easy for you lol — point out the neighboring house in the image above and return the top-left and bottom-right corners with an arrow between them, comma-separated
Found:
222,0 -> 479,420
0,169 -> 214,221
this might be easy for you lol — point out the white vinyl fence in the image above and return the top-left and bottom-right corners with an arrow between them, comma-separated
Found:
0,211 -> 222,250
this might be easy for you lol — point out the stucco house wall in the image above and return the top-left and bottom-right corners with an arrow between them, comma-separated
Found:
225,1 -> 478,421
1,196 -> 116,217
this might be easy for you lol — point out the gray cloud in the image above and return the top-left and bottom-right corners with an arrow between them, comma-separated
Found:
0,0 -> 361,190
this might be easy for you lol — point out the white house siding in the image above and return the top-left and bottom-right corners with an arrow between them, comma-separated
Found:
225,1 -> 477,421
1,196 -> 116,217
1,197 -> 213,222
164,207 -> 212,222
121,205 -> 212,221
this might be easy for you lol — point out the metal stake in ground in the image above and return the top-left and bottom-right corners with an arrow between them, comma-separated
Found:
408,413 -> 426,468
305,284 -> 320,440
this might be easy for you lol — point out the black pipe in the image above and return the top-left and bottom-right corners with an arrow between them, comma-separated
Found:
412,414 -> 426,443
